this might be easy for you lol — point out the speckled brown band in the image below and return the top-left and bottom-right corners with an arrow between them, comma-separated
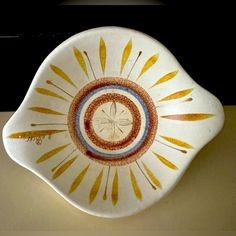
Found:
84,93 -> 141,150
68,77 -> 158,166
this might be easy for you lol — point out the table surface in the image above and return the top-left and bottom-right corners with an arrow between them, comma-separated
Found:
0,107 -> 235,231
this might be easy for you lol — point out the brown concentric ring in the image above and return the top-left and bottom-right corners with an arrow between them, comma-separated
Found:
68,77 -> 158,166
84,93 -> 141,150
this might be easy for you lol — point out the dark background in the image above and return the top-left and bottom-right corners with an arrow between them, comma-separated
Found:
0,4 -> 233,111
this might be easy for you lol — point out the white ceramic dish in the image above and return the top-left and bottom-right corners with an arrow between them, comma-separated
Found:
2,27 -> 224,218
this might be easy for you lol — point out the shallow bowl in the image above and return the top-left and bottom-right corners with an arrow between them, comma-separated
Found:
2,27 -> 224,218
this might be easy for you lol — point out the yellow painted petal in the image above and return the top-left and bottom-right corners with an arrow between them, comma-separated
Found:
120,39 -> 132,74
69,164 -> 90,194
52,156 -> 77,179
160,135 -> 193,149
150,70 -> 178,88
37,144 -> 70,163
28,107 -> 65,116
130,168 -> 142,201
142,161 -> 162,189
50,64 -> 77,88
89,169 -> 104,204
161,113 -> 215,121
158,156 -> 177,170
99,37 -> 106,74
73,47 -> 89,78
137,53 -> 159,80
159,88 -> 193,102
112,169 -> 119,205
8,130 -> 66,139
152,152 -> 178,170
35,87 -> 68,102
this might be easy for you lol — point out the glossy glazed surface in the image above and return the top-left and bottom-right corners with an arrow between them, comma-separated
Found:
2,27 -> 224,217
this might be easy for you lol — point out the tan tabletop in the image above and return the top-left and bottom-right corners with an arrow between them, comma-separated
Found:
0,107 -> 235,233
